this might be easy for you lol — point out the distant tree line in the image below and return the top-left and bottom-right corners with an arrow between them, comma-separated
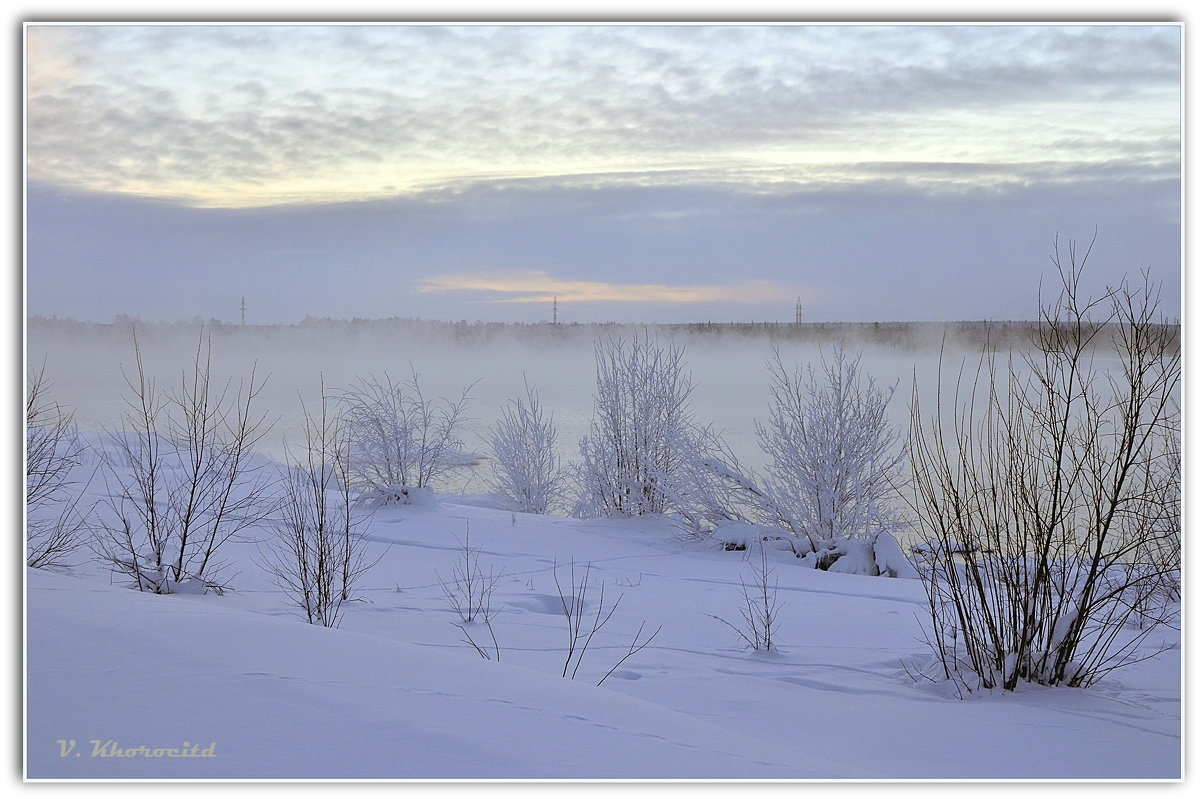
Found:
32,314 -> 1176,356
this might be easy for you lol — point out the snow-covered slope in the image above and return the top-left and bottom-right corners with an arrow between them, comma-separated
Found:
25,497 -> 1181,780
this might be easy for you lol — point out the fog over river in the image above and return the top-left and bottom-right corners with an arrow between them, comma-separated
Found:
25,316 -> 1103,499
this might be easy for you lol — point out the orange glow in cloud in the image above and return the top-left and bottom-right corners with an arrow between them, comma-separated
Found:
418,271 -> 791,305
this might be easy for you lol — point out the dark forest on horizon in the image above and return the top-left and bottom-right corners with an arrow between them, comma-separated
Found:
27,315 -> 1181,356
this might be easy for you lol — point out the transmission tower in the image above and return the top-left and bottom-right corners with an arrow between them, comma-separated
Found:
553,295 -> 558,325
795,297 -> 802,325
240,296 -> 246,326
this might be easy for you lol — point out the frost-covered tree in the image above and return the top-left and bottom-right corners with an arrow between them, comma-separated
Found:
756,344 -> 907,554
575,334 -> 694,517
340,369 -> 474,498
574,333 -> 769,534
489,378 -> 566,514
576,333 -> 740,522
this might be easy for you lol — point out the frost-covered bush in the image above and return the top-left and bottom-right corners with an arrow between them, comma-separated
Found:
756,344 -> 906,553
653,424 -> 765,535
574,334 -> 694,517
574,333 -> 746,527
340,369 -> 474,498
489,378 -> 566,514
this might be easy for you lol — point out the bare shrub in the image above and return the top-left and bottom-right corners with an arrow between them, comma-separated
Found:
97,331 -> 274,594
26,362 -> 91,568
909,236 -> 1180,691
438,523 -> 502,660
341,368 -> 474,498
261,380 -> 378,627
488,377 -> 566,514
553,558 -> 661,685
708,541 -> 783,651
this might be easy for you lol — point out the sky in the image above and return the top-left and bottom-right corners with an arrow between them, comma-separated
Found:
23,22 -> 1182,324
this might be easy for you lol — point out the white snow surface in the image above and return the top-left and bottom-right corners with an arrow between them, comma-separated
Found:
25,444 -> 1182,780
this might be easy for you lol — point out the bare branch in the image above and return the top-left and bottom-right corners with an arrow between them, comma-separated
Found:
909,236 -> 1180,691
96,328 -> 276,594
26,360 -> 92,568
260,376 -> 379,626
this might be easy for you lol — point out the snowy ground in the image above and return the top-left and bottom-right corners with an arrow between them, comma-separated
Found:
24,448 -> 1182,781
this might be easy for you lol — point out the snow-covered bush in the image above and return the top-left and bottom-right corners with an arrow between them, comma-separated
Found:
756,344 -> 907,554
574,333 -> 745,529
96,332 -> 274,594
261,381 -> 378,627
909,240 -> 1181,691
26,362 -> 91,569
360,484 -> 440,508
653,424 -> 765,536
340,368 -> 474,499
489,378 -> 566,514
575,334 -> 693,517
871,528 -> 919,579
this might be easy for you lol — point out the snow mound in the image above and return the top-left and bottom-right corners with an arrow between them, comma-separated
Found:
873,532 -> 919,579
361,484 -> 440,508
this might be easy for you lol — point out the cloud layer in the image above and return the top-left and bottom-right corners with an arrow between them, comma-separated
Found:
26,25 -> 1181,206
24,25 -> 1181,325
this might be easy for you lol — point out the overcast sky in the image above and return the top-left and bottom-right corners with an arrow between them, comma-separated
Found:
24,23 -> 1181,324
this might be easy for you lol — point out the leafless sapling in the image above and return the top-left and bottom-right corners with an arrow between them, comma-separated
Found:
553,558 -> 661,685
438,522 -> 503,660
262,379 -> 379,626
708,540 -> 783,652
97,330 -> 274,594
